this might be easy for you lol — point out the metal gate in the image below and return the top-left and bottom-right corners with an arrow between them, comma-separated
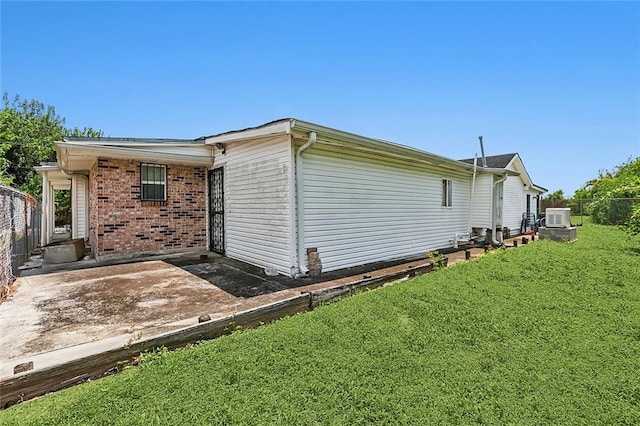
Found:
209,167 -> 224,253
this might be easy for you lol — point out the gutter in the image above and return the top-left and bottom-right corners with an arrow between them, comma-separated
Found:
294,131 -> 317,276
55,143 -> 215,167
290,119 -> 476,173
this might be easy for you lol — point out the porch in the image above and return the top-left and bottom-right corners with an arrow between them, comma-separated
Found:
34,163 -> 88,248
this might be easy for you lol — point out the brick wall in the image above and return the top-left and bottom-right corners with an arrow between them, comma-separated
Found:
89,158 -> 207,259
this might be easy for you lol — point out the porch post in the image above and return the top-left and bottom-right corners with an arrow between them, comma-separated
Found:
48,183 -> 54,244
40,172 -> 49,247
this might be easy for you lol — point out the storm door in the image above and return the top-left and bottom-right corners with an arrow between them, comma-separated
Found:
209,167 -> 225,253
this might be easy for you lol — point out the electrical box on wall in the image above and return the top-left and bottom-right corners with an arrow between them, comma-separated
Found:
545,208 -> 571,228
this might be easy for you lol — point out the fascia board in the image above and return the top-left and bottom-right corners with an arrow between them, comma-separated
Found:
55,142 -> 214,166
204,121 -> 292,144
508,154 -> 536,186
62,138 -> 201,146
65,141 -> 202,147
478,167 -> 520,176
33,165 -> 61,173
290,119 -> 476,173
33,165 -> 71,188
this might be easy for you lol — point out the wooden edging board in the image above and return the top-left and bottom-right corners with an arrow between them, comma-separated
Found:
307,263 -> 435,308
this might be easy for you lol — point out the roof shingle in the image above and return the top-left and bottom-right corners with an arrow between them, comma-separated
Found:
459,153 -> 517,168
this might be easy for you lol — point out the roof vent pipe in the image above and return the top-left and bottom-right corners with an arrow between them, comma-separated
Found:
479,136 -> 487,168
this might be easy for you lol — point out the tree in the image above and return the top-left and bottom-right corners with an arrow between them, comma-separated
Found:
544,189 -> 565,201
0,93 -> 64,189
0,92 -> 102,197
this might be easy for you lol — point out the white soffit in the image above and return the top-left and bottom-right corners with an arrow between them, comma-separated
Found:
56,142 -> 214,169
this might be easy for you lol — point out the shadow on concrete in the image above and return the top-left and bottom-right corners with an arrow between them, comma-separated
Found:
164,249 -> 475,298
20,244 -> 483,299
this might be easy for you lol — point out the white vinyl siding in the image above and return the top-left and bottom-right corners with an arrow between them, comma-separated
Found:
470,173 -> 493,229
301,143 -> 471,272
216,137 -> 292,275
502,175 -> 525,236
71,174 -> 89,240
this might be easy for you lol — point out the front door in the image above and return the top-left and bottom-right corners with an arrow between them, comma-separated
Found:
209,167 -> 224,253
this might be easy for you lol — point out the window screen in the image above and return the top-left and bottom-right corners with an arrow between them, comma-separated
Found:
141,163 -> 167,201
442,179 -> 453,207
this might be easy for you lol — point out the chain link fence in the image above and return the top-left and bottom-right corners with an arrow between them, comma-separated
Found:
541,198 -> 640,226
1,184 -> 41,300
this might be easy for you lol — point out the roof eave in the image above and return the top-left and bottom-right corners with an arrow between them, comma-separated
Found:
56,142 -> 214,168
204,119 -> 293,144
479,167 -> 520,176
62,137 -> 203,146
290,119 -> 476,172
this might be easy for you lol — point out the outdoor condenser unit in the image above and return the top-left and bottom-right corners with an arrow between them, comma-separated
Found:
545,208 -> 571,228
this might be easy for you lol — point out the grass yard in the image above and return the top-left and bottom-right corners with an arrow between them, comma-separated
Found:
2,222 -> 639,425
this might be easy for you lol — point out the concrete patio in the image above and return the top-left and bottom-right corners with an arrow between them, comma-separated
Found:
1,250 -> 448,369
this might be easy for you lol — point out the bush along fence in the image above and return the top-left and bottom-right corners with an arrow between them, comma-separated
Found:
0,184 -> 41,299
541,198 -> 640,227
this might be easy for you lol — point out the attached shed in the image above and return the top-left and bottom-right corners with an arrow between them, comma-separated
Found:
461,153 -> 547,238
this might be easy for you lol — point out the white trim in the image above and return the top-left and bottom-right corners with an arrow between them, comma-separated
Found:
204,119 -> 482,176
62,140 -> 200,147
442,178 -> 453,207
205,121 -> 293,144
56,143 -> 214,168
40,172 -> 48,247
291,119 -> 475,173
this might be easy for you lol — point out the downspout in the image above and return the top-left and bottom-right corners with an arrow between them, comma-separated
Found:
491,174 -> 508,246
467,154 -> 478,234
294,131 -> 317,276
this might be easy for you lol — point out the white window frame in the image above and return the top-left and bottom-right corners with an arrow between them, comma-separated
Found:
442,178 -> 453,207
140,163 -> 167,201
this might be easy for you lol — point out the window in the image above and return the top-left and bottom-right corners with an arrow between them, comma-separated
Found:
442,179 -> 452,207
141,163 -> 167,201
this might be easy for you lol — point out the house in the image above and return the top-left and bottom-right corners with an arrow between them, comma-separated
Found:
37,119 -> 546,277
460,153 -> 547,238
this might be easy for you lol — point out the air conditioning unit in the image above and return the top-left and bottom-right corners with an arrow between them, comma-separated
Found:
545,208 -> 571,228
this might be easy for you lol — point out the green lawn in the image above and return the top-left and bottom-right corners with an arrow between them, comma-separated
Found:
2,223 -> 639,425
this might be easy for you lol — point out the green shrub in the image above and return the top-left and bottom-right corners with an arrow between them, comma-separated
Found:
626,203 -> 640,235
591,197 -> 638,225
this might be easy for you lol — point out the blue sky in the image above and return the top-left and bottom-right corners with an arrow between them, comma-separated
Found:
2,1 -> 639,195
